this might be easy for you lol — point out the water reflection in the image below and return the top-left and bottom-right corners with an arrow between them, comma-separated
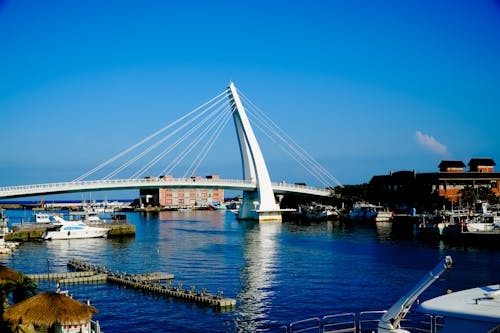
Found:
237,222 -> 282,332
375,221 -> 392,241
45,238 -> 109,268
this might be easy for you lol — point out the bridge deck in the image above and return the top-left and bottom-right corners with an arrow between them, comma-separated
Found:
0,178 -> 331,199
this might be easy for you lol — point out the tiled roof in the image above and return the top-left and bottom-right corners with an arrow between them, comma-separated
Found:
438,160 -> 466,169
468,158 -> 496,166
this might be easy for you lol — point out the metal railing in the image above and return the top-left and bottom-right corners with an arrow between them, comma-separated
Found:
268,311 -> 439,333
0,177 -> 331,199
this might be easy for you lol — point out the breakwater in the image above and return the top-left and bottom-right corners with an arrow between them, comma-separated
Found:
65,258 -> 236,310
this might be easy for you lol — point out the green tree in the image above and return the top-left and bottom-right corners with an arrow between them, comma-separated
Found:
9,273 -> 38,304
459,185 -> 475,206
459,185 -> 498,206
477,187 -> 496,204
0,273 -> 38,308
0,282 -> 9,313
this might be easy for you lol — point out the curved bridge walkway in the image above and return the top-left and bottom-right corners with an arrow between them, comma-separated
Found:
0,177 -> 331,200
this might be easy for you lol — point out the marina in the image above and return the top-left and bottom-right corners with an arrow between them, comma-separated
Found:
1,209 -> 499,332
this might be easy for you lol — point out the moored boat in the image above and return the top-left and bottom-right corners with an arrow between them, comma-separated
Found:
208,202 -> 227,211
0,235 -> 14,254
348,202 -> 392,222
43,215 -> 110,240
303,203 -> 339,221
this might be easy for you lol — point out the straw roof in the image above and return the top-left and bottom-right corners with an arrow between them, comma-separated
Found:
3,292 -> 98,327
0,265 -> 20,282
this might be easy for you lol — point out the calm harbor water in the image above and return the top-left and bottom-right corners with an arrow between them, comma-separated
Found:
2,209 -> 500,332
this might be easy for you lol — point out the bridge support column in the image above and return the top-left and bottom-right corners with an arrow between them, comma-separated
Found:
227,82 -> 282,222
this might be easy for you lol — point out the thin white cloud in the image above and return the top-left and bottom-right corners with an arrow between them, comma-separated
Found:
416,131 -> 448,155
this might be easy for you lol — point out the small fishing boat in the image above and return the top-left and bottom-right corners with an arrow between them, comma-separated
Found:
303,203 -> 339,221
208,202 -> 227,211
43,216 -> 110,240
348,202 -> 392,222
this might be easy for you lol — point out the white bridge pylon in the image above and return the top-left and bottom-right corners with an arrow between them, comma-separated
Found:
228,82 -> 284,222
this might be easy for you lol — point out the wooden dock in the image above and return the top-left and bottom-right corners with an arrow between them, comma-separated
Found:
62,258 -> 236,310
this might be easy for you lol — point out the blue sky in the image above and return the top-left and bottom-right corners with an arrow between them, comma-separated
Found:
1,0 -> 500,197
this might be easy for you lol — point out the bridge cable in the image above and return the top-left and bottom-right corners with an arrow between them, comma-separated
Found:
107,92 -> 229,178
134,98 -> 231,178
183,104 -> 234,178
249,108 -> 340,189
101,90 -> 229,179
243,95 -> 342,188
104,92 -> 229,179
230,88 -> 335,188
239,89 -> 343,188
248,112 -> 336,188
161,99 -> 232,177
249,117 -> 334,189
129,105 -> 224,179
72,88 -> 229,181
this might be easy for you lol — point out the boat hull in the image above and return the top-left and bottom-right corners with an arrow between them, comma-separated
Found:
44,229 -> 109,240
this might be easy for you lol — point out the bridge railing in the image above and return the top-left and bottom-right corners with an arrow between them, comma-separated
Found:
271,182 -> 331,193
0,178 -> 256,192
0,178 -> 331,198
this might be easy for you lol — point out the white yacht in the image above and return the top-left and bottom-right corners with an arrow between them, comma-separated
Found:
43,216 -> 110,240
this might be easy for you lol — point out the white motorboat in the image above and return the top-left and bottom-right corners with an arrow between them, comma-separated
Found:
348,202 -> 392,222
465,212 -> 499,232
43,216 -> 110,240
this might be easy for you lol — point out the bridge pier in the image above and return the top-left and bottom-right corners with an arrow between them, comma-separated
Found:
238,190 -> 282,222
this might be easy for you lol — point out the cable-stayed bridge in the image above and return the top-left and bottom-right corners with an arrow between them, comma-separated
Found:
0,82 -> 340,221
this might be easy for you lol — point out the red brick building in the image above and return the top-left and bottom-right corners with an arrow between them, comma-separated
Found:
139,175 -> 224,209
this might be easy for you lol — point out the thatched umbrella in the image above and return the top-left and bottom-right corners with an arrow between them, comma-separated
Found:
3,291 -> 98,328
0,265 -> 20,282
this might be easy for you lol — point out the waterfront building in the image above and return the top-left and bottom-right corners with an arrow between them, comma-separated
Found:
369,157 -> 499,210
139,175 -> 224,209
